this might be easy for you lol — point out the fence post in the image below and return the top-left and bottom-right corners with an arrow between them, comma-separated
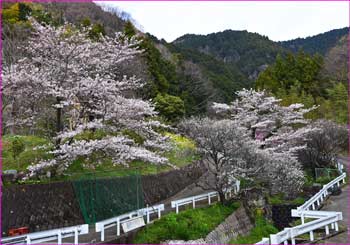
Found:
290,229 -> 296,245
176,204 -> 179,214
208,193 -> 211,205
309,231 -> 314,241
57,231 -> 62,245
26,236 -> 31,245
270,234 -> 278,244
291,237 -> 296,245
147,210 -> 150,223
192,197 -> 196,209
325,225 -> 329,235
74,227 -> 78,244
101,226 -> 105,242
335,222 -> 339,231
158,207 -> 161,219
117,218 -> 120,236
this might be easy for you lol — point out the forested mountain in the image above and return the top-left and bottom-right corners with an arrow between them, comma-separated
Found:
172,30 -> 285,80
163,39 -> 250,112
322,35 -> 348,82
280,27 -> 348,55
41,2 -> 128,35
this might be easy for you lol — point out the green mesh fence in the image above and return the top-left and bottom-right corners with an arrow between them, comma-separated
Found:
72,173 -> 144,224
315,168 -> 340,179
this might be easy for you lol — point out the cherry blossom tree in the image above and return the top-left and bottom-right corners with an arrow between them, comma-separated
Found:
3,19 -> 172,178
212,89 -> 318,155
180,118 -> 264,202
180,117 -> 305,201
3,19 -> 142,133
298,119 -> 348,172
181,89 -> 317,199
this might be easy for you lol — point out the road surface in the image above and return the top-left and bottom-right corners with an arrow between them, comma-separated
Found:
319,156 -> 349,244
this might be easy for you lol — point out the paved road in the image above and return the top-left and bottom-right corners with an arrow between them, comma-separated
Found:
319,184 -> 349,244
319,156 -> 349,244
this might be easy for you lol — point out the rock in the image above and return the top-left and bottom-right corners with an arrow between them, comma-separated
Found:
164,239 -> 206,244
329,185 -> 342,196
2,170 -> 18,183
241,187 -> 272,221
4,169 -> 18,176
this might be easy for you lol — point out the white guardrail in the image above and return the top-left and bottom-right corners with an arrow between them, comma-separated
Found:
255,161 -> 346,244
1,179 -> 241,244
95,204 -> 164,241
96,180 -> 240,241
1,224 -> 89,245
171,180 -> 240,213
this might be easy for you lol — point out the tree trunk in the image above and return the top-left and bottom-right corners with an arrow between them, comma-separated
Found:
218,191 -> 226,205
10,100 -> 16,135
56,97 -> 62,145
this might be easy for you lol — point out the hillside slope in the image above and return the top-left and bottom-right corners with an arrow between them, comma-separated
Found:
280,27 -> 348,55
322,35 -> 348,82
172,30 -> 285,80
41,2 -> 127,34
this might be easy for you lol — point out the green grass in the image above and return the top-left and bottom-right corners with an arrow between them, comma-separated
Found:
133,202 -> 240,244
58,159 -> 172,181
268,193 -> 306,206
289,217 -> 315,227
2,135 -> 52,171
58,132 -> 199,180
164,132 -> 200,167
229,213 -> 278,244
315,176 -> 334,185
2,132 -> 199,182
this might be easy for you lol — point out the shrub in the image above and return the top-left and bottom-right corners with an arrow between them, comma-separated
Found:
154,93 -> 185,122
133,202 -> 240,244
11,136 -> 25,160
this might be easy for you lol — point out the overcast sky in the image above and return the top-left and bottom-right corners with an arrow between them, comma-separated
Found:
97,1 -> 349,42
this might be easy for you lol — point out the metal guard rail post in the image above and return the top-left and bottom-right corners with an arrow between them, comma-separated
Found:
255,162 -> 346,244
95,204 -> 164,241
1,224 -> 89,245
171,180 -> 240,214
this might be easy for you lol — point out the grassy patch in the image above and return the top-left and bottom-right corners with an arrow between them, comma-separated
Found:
289,217 -> 315,227
164,132 -> 199,168
133,202 -> 240,244
230,213 -> 278,244
59,159 -> 171,181
268,193 -> 305,206
3,132 -> 199,181
315,176 -> 334,185
2,135 -> 52,171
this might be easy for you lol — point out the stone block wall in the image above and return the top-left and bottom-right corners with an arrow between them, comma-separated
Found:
205,206 -> 253,243
2,182 -> 84,236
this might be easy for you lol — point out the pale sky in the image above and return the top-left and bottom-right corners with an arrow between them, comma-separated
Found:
97,1 -> 349,42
